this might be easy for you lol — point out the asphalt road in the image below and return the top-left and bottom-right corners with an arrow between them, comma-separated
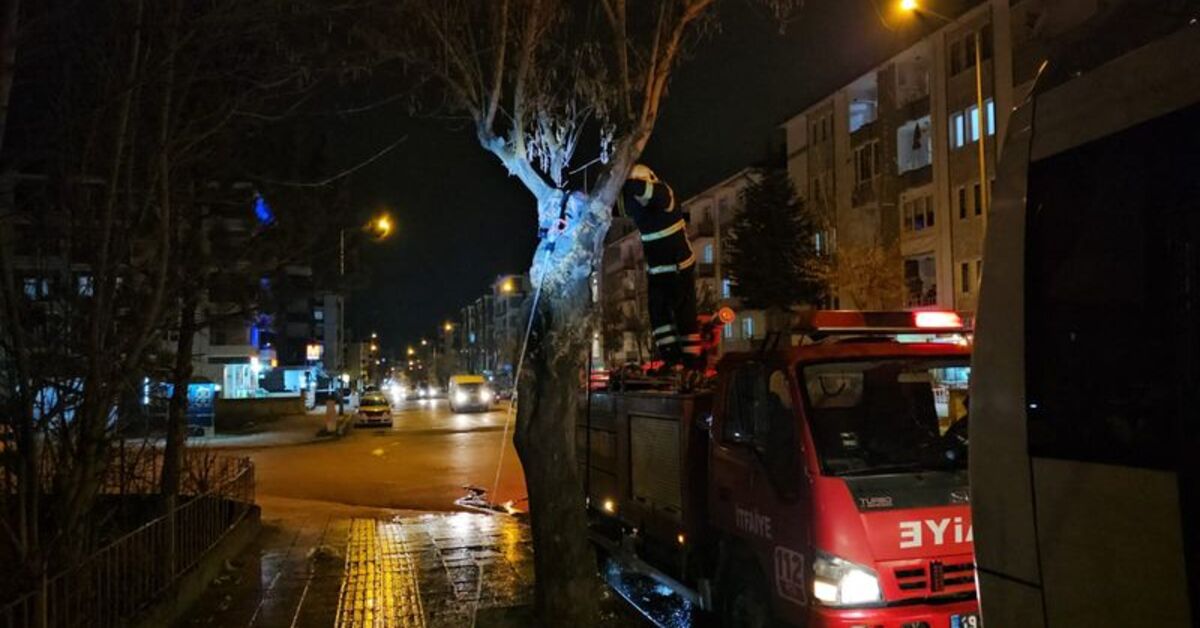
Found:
230,398 -> 527,512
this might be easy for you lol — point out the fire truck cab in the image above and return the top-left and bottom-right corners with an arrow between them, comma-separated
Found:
585,310 -> 979,627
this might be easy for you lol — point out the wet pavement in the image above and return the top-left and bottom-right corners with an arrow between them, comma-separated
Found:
222,399 -> 526,512
336,514 -> 533,626
180,400 -> 657,627
180,499 -> 533,627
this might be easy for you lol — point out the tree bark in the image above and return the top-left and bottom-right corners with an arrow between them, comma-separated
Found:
513,275 -> 601,626
0,0 -> 19,153
161,294 -> 197,504
510,192 -> 614,626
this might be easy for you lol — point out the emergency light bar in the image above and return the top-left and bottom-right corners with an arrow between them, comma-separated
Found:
793,310 -> 968,335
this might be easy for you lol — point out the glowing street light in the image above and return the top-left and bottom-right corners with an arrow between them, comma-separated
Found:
369,212 -> 393,240
500,278 -> 515,294
406,346 -> 415,356
370,344 -> 378,352
443,322 -> 454,332
420,339 -> 428,346
899,0 -> 918,10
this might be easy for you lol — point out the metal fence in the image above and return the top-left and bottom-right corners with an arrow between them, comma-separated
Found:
0,456 -> 255,628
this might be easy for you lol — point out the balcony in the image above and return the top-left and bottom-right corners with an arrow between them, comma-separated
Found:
691,218 -> 715,238
901,164 -> 933,190
900,94 -> 931,122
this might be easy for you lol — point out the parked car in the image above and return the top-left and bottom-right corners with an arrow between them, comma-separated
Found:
354,391 -> 393,428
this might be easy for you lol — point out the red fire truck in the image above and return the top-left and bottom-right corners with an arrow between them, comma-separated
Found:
583,310 -> 978,627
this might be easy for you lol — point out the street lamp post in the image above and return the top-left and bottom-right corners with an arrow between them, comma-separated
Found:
336,212 -> 394,403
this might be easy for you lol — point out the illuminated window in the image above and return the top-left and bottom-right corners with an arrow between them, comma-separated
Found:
703,243 -> 714,264
722,279 -> 732,299
986,98 -> 996,136
742,317 -> 755,340
951,113 -> 966,149
23,277 -> 48,300
967,104 -> 981,142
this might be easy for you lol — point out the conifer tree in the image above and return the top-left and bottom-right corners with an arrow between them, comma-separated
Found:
726,168 -> 824,309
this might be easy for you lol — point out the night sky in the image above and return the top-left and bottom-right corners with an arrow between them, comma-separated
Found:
329,0 -> 945,350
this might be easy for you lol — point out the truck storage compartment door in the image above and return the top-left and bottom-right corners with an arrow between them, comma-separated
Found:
631,413 -> 683,520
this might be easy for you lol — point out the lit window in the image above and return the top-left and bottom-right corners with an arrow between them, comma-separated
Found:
723,322 -> 733,339
967,104 -> 981,142
703,243 -> 713,264
742,317 -> 755,340
951,113 -> 966,148
77,275 -> 94,297
313,308 -> 324,321
23,277 -> 47,300
986,98 -> 996,136
722,279 -> 732,299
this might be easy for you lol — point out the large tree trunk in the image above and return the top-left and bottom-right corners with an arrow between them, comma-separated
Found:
512,192 -> 610,625
161,295 -> 197,504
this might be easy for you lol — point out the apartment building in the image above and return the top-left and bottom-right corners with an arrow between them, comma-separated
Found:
678,170 -> 760,354
779,0 -> 1078,313
491,273 -> 531,383
598,219 -> 647,366
455,273 -> 531,378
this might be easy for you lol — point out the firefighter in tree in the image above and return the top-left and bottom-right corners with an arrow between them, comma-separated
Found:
616,165 -> 703,370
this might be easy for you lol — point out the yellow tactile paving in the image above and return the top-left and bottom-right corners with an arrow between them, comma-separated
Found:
335,519 -> 426,627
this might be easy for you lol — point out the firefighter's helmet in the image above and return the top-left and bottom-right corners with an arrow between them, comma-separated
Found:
629,164 -> 659,183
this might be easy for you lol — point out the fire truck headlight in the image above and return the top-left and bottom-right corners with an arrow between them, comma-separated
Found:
813,551 -> 882,606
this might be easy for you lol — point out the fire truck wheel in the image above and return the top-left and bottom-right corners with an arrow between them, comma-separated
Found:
720,560 -> 774,628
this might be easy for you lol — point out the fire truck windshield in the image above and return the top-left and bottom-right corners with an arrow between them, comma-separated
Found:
800,359 -> 971,476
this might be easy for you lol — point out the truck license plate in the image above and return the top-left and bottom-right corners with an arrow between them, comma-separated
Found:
951,613 -> 981,628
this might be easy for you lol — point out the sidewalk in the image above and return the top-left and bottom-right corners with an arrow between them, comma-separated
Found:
180,496 -> 536,627
180,496 -> 644,627
190,410 -> 344,449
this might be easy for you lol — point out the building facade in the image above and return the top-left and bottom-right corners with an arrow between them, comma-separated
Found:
455,273 -> 531,379
779,0 -> 1052,314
